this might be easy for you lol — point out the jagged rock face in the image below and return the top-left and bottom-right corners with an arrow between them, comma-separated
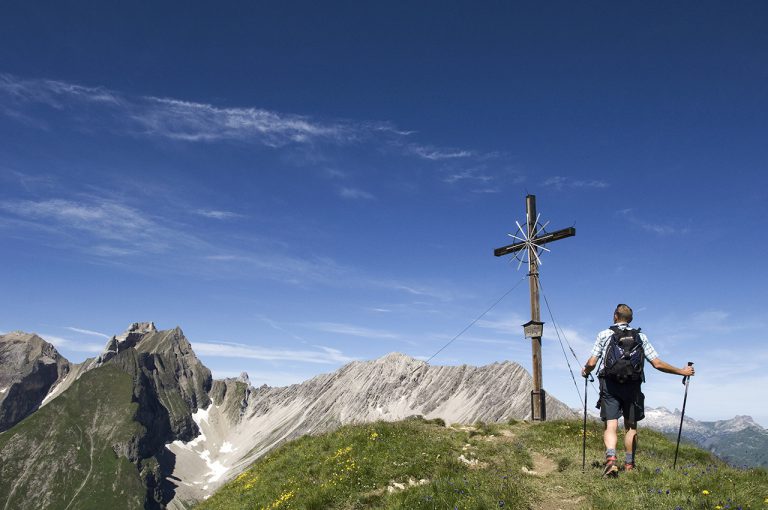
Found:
167,352 -> 576,505
0,323 -> 214,509
132,326 -> 212,413
97,321 -> 157,364
95,323 -> 212,439
0,332 -> 70,431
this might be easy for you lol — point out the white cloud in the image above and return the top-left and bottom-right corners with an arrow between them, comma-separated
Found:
0,198 -> 204,255
339,187 -> 375,200
135,97 -> 352,146
192,341 -> 357,364
407,144 -> 473,160
64,326 -> 110,339
40,334 -> 103,353
543,176 -> 609,190
208,368 -> 310,388
617,209 -> 690,236
306,322 -> 400,340
443,169 -> 493,184
0,74 -> 371,147
195,209 -> 243,220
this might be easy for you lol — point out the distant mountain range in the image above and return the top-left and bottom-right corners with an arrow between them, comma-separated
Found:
1,323 -> 764,509
642,407 -> 768,469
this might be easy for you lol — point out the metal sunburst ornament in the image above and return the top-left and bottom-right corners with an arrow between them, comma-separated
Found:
506,213 -> 551,271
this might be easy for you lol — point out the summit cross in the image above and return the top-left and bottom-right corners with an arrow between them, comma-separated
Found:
494,194 -> 575,421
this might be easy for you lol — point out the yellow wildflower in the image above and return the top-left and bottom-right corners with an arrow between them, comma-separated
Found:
370,431 -> 379,440
702,490 -> 710,495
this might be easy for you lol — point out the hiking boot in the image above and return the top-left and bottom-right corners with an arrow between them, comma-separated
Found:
602,456 -> 619,478
623,463 -> 634,472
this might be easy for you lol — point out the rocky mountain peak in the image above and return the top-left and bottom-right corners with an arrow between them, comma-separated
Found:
0,331 -> 71,431
97,321 -> 157,364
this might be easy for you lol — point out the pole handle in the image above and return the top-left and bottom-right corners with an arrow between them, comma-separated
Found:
682,361 -> 693,385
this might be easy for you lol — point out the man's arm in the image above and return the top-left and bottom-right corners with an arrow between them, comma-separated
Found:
581,356 -> 599,377
650,358 -> 695,377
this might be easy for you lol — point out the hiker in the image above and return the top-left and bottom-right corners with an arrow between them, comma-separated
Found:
581,304 -> 695,476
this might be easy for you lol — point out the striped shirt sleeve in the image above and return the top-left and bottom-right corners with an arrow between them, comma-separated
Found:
639,332 -> 659,361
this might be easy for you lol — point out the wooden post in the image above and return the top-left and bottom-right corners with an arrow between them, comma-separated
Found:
494,194 -> 575,421
526,195 -> 545,421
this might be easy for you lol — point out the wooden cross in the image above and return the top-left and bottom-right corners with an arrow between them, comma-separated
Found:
494,194 -> 575,421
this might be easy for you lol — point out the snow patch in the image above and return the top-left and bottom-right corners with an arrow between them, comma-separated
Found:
219,441 -> 236,454
185,405 -> 212,447
199,449 -> 228,483
192,406 -> 211,425
0,387 -> 7,395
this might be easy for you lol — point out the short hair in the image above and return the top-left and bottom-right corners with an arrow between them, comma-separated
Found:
614,304 -> 633,323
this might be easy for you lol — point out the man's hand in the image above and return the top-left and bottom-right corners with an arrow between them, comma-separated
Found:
680,364 -> 695,377
582,356 -> 598,378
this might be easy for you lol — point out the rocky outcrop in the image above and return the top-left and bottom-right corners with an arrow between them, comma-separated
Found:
0,332 -> 71,431
97,321 -> 157,365
167,352 -> 576,505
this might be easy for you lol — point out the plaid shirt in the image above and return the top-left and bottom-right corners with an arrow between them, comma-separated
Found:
590,323 -> 659,362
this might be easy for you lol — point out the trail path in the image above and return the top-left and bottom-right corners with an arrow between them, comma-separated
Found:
529,452 -> 584,510
497,425 -> 585,510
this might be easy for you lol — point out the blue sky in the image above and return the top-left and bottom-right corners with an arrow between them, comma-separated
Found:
1,2 -> 766,425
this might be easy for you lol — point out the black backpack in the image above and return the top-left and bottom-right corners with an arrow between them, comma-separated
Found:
602,326 -> 645,383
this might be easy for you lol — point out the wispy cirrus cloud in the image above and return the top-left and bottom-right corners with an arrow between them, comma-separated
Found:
0,197 -> 204,254
195,209 -> 243,220
40,334 -> 104,353
617,208 -> 690,236
0,74 -> 508,186
543,176 -> 609,190
305,322 -> 400,340
191,341 -> 357,364
0,74 -> 365,147
443,168 -> 494,185
339,187 -> 375,200
407,144 -> 474,161
63,326 -> 110,339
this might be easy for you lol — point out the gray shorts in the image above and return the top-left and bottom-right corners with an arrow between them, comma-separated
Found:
598,377 -> 644,425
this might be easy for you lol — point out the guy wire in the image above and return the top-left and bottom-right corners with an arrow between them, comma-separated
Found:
537,277 -> 599,400
416,275 -> 528,371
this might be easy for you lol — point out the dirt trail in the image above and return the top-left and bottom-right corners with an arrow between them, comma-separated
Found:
528,450 -> 584,510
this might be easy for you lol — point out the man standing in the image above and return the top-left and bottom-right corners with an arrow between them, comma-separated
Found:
581,304 -> 695,476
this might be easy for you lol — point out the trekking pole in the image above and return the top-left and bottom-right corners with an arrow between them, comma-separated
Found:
582,372 -> 594,472
673,362 -> 694,469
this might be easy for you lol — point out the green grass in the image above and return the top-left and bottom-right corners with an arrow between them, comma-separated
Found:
517,420 -> 768,510
0,364 -> 148,509
197,417 -> 535,510
197,418 -> 768,510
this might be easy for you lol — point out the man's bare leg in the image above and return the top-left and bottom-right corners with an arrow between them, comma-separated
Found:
602,419 -> 620,476
604,419 -> 618,450
624,422 -> 637,470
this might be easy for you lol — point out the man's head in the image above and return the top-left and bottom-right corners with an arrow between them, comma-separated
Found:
614,303 -> 633,324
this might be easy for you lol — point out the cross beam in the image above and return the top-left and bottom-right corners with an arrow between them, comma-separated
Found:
493,227 -> 575,257
493,194 -> 575,421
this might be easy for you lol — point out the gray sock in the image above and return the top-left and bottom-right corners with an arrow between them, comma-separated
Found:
606,448 -> 616,458
625,453 -> 634,464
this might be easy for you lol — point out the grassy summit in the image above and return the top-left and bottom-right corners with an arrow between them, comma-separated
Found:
197,417 -> 767,510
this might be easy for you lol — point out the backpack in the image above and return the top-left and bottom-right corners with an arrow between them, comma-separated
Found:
601,326 -> 645,383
